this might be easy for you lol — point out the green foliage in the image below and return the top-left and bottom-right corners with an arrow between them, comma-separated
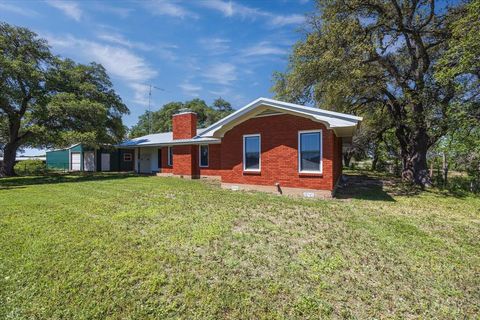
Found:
129,98 -> 233,138
273,0 -> 478,186
13,159 -> 46,175
433,104 -> 480,188
436,0 -> 480,84
212,97 -> 233,112
0,173 -> 479,318
0,22 -> 129,175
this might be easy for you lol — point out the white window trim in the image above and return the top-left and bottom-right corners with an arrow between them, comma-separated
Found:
243,134 -> 261,172
298,129 -> 323,174
199,144 -> 209,168
123,153 -> 132,162
167,146 -> 173,166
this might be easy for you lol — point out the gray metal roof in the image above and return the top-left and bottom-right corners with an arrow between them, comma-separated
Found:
118,129 -> 221,148
119,97 -> 364,148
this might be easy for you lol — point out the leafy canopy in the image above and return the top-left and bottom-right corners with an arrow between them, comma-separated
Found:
273,0 -> 478,185
130,98 -> 233,138
0,22 -> 129,150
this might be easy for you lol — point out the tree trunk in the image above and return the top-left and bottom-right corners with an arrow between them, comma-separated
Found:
0,142 -> 18,177
0,116 -> 22,177
343,152 -> 352,168
442,152 -> 448,187
371,148 -> 379,171
399,129 -> 432,187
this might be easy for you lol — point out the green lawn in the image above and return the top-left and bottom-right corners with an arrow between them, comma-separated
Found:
0,173 -> 478,319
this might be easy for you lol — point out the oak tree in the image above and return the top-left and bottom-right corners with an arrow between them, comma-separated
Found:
0,23 -> 129,176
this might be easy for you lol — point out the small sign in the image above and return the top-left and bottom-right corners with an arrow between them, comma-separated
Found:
231,185 -> 240,191
303,192 -> 315,198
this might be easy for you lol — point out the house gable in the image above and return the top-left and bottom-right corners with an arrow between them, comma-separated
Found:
198,98 -> 362,138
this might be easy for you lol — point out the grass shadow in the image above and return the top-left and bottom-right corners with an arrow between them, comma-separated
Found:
0,172 -> 141,189
335,173 -> 396,202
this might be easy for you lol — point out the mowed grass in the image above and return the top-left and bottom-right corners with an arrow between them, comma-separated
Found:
0,173 -> 478,319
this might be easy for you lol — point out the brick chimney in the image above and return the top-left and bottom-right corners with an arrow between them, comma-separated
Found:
173,109 -> 197,139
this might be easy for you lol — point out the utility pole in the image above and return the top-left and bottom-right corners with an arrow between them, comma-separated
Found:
145,84 -> 165,134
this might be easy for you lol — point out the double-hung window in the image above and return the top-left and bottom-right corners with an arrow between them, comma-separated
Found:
243,134 -> 261,171
199,145 -> 209,167
298,130 -> 322,173
167,146 -> 173,166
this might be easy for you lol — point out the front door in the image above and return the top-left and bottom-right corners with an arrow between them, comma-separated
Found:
101,153 -> 110,171
139,149 -> 151,173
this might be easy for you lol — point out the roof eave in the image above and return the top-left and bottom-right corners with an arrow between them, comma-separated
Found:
117,138 -> 222,148
198,98 -> 362,138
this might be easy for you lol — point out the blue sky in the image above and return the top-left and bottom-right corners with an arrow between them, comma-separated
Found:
1,0 -> 315,155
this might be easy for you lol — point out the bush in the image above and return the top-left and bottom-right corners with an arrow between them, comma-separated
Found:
14,160 -> 46,175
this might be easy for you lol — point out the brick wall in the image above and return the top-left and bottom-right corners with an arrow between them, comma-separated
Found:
160,146 -> 173,174
198,144 -> 221,177
159,144 -> 221,177
173,145 -> 196,177
173,112 -> 197,139
219,114 -> 337,191
332,136 -> 343,185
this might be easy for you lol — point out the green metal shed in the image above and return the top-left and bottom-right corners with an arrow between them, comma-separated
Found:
46,144 -> 134,172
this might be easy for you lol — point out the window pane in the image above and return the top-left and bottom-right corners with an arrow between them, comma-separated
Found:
168,147 -> 173,166
244,136 -> 260,170
300,132 -> 321,171
200,145 -> 208,167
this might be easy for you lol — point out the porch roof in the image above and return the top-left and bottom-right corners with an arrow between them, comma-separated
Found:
118,129 -> 221,148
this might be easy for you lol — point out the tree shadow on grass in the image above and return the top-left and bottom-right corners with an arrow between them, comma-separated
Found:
0,172 -> 141,190
335,174 -> 397,201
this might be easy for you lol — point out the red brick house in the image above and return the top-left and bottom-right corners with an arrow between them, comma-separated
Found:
120,98 -> 362,198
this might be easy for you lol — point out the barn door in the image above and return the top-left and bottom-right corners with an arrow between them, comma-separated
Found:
83,152 -> 95,172
101,153 -> 110,171
71,152 -> 81,171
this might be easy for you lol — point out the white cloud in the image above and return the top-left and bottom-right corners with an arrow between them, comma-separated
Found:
96,31 -> 178,60
88,44 -> 156,82
242,41 -> 288,57
46,34 -> 157,106
203,63 -> 237,85
145,0 -> 198,19
198,0 -> 259,18
269,14 -> 305,27
94,4 -> 133,18
198,37 -> 230,54
197,0 -> 305,27
129,83 -> 153,106
0,2 -> 38,16
46,0 -> 82,21
96,32 -> 153,51
179,82 -> 202,97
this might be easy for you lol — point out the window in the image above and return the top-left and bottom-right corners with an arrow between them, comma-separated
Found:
243,134 -> 261,171
123,153 -> 132,162
167,146 -> 173,166
298,130 -> 322,173
199,145 -> 209,167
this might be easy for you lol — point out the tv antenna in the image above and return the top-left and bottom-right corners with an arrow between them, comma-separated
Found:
143,84 -> 165,134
